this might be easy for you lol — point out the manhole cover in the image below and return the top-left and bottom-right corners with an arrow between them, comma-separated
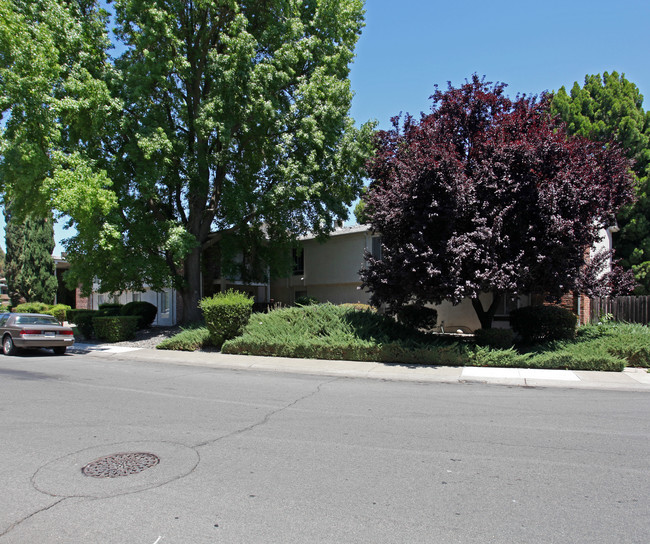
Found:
82,452 -> 160,478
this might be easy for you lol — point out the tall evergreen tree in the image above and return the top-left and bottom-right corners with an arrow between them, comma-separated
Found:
4,204 -> 57,305
551,72 -> 650,293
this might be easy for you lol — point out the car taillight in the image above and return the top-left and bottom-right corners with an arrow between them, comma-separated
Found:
20,330 -> 42,335
59,331 -> 74,336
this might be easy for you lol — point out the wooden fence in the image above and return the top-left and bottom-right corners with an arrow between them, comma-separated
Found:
590,296 -> 650,324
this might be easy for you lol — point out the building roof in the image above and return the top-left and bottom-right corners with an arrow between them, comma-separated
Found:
299,224 -> 371,241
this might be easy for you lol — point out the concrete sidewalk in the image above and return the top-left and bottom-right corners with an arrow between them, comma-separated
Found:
69,342 -> 650,391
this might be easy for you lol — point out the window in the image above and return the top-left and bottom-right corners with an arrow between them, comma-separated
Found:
16,315 -> 59,325
292,248 -> 304,276
371,236 -> 382,260
159,291 -> 170,316
494,293 -> 525,320
132,292 -> 141,302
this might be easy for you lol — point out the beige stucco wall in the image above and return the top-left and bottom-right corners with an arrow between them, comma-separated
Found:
270,227 -> 373,305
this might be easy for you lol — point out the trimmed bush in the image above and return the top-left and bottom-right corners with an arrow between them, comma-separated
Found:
510,305 -> 577,343
396,305 -> 438,330
474,328 -> 514,349
157,325 -> 211,351
121,301 -> 157,329
199,289 -> 255,348
46,304 -> 71,323
98,303 -> 123,316
295,295 -> 319,306
92,316 -> 139,342
67,309 -> 98,339
14,302 -> 51,314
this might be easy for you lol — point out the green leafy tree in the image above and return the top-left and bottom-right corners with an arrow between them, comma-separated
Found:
0,0 -> 117,305
1,1 -> 373,322
551,72 -> 650,292
353,187 -> 369,224
4,204 -> 58,305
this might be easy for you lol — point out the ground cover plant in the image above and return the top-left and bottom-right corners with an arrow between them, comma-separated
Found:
220,304 -> 650,371
221,303 -> 467,366
157,324 -> 211,352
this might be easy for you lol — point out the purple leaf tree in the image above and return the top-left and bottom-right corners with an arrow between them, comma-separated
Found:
360,76 -> 636,329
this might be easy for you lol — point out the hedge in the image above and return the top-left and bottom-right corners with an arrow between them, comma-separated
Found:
510,305 -> 577,343
98,303 -> 123,316
121,301 -> 157,329
92,316 -> 139,342
67,310 -> 98,339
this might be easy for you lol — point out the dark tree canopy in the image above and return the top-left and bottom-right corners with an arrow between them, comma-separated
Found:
360,76 -> 636,329
4,204 -> 58,305
551,72 -> 650,293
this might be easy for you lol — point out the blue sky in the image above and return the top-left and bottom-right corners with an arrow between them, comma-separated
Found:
2,0 -> 649,254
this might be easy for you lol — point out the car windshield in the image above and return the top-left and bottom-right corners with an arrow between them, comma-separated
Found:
15,315 -> 60,325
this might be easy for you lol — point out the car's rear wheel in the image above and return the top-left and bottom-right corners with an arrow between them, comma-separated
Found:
53,346 -> 67,355
3,335 -> 17,356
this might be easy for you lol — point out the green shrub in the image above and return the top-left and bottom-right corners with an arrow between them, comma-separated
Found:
92,316 -> 139,342
396,304 -> 438,330
527,349 -> 625,372
339,303 -> 376,312
510,305 -> 577,343
586,323 -> 650,367
468,346 -> 530,367
222,303 -> 463,364
576,323 -> 610,341
66,310 -> 98,338
14,302 -> 51,314
98,303 -> 123,316
295,295 -> 319,306
157,325 -> 212,351
46,304 -> 71,323
474,328 -> 514,349
219,303 -> 632,372
120,301 -> 157,329
199,289 -> 255,348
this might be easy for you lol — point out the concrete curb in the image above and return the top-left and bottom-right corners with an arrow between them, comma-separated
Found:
70,343 -> 650,392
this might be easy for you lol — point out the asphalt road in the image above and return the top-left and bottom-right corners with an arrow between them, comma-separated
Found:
1,351 -> 649,543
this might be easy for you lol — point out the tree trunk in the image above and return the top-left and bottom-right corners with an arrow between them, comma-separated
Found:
471,293 -> 503,329
179,247 -> 203,323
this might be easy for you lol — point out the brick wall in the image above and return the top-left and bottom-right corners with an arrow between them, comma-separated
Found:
75,288 -> 91,310
534,291 -> 590,325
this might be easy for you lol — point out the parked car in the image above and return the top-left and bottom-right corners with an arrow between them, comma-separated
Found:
0,313 -> 75,355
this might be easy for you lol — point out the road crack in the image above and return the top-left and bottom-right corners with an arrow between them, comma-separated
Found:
193,377 -> 338,448
0,498 -> 68,538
